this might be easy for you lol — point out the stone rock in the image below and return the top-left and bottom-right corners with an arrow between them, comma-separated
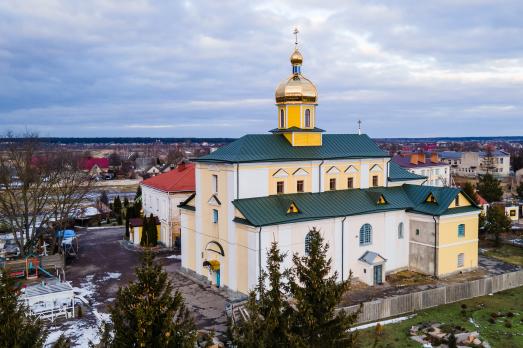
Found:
455,332 -> 470,343
473,338 -> 481,345
483,341 -> 492,348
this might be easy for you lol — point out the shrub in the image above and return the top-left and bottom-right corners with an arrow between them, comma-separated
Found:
507,312 -> 514,317
461,304 -> 467,309
490,312 -> 498,318
505,320 -> 512,328
488,317 -> 496,324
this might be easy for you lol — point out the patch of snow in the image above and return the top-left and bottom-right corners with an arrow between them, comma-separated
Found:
47,273 -> 115,347
165,254 -> 181,260
349,314 -> 417,331
102,272 -> 122,281
45,319 -> 101,348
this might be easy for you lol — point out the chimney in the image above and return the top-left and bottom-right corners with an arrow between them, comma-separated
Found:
410,154 -> 418,165
430,153 -> 439,163
417,152 -> 426,164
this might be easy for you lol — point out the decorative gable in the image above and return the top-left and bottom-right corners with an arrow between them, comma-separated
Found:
326,166 -> 341,174
208,194 -> 221,206
366,191 -> 388,205
293,168 -> 309,176
370,164 -> 383,173
425,193 -> 437,204
345,165 -> 359,174
286,201 -> 300,214
273,169 -> 289,178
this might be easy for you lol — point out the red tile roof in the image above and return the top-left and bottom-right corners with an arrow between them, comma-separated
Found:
79,157 -> 109,170
141,163 -> 195,193
476,193 -> 488,206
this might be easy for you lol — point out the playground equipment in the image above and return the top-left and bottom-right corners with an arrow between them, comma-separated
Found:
25,256 -> 39,280
4,254 -> 65,281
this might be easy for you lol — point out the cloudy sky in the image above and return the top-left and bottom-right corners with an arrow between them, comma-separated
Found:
1,1 -> 523,138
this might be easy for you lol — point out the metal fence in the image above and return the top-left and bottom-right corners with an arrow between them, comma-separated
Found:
340,270 -> 523,324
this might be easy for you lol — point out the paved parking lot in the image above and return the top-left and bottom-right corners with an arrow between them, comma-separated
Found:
46,227 -> 227,346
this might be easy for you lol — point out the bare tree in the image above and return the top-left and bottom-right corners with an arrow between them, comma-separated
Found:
0,133 -> 93,256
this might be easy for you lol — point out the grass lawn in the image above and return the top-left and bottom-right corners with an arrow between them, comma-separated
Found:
357,285 -> 523,347
484,244 -> 523,266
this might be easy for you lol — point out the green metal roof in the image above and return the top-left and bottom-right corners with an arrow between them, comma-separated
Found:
196,133 -> 388,163
232,184 -> 480,227
388,161 -> 426,182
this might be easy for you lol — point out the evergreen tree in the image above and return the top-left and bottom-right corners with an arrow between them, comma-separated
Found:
477,173 -> 503,203
113,196 -> 123,225
135,186 -> 142,200
0,269 -> 48,347
149,213 -> 158,246
99,191 -> 109,206
102,252 -> 196,347
485,205 -> 512,246
124,211 -> 130,239
289,228 -> 359,347
123,197 -> 130,208
231,242 -> 296,347
140,215 -> 149,246
516,182 -> 523,200
461,182 -> 478,204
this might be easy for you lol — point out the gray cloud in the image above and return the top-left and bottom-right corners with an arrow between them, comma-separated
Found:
0,0 -> 522,137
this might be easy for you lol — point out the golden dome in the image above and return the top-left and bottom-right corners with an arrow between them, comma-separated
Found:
275,75 -> 317,103
275,49 -> 317,103
290,49 -> 303,65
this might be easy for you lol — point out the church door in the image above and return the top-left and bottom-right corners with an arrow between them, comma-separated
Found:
373,265 -> 383,285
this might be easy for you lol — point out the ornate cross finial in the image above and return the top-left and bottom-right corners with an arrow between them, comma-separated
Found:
293,27 -> 299,48
358,120 -> 362,135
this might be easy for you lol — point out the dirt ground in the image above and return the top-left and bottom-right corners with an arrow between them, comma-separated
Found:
340,255 -> 521,307
46,227 -> 228,347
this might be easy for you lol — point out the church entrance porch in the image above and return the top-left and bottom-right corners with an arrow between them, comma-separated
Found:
203,260 -> 221,287
358,250 -> 387,286
202,241 -> 225,288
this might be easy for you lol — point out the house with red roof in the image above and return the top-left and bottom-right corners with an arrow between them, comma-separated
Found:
79,157 -> 110,177
140,162 -> 195,248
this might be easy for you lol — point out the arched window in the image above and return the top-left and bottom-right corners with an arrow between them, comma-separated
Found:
305,231 -> 313,255
359,224 -> 372,246
280,109 -> 285,128
305,109 -> 311,127
398,222 -> 404,239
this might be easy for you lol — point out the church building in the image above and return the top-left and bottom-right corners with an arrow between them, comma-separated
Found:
179,38 -> 480,295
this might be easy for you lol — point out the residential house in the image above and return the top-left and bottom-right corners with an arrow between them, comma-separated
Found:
393,153 -> 450,187
141,163 -> 195,248
79,157 -> 109,177
440,150 -> 510,178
